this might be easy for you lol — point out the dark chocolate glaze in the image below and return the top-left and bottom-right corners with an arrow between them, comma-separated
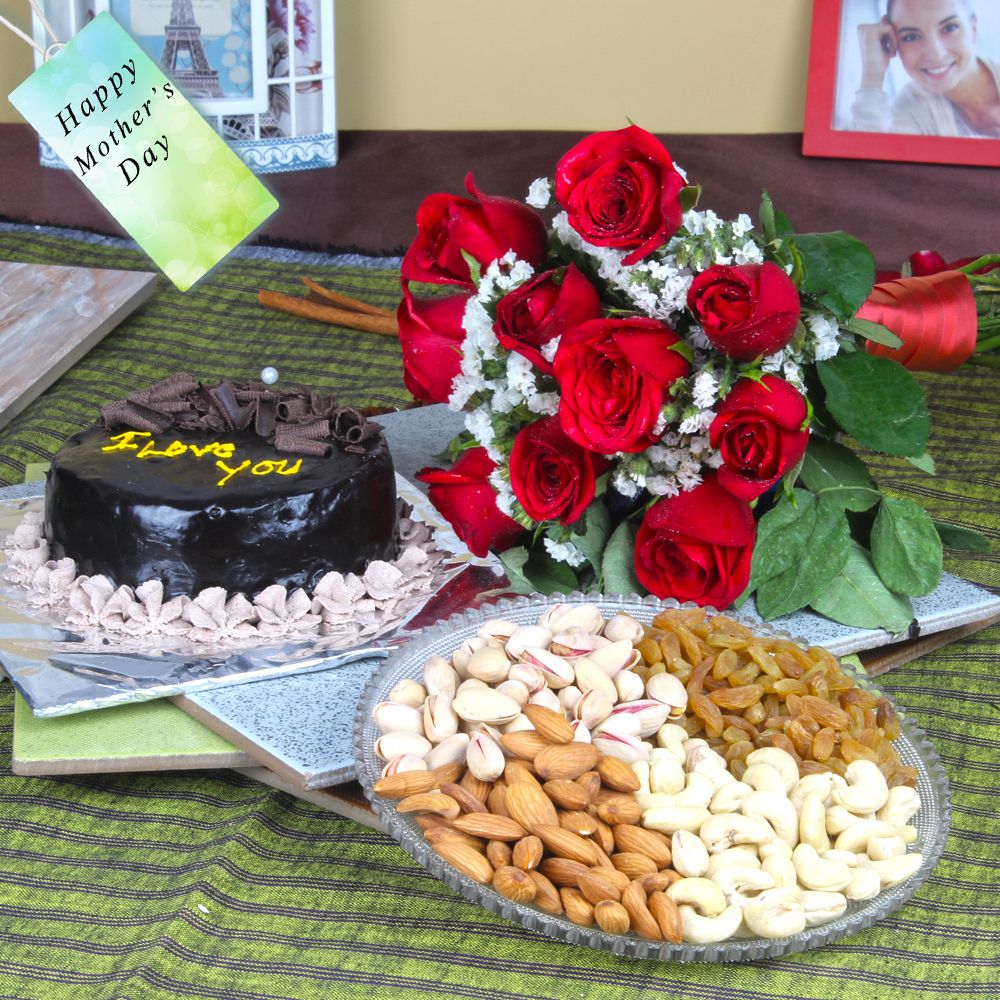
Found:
44,425 -> 400,599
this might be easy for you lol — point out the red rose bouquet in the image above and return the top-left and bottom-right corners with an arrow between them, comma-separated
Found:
400,126 -> 991,631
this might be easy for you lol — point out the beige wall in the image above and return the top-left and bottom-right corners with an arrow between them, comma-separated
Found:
1,1 -> 813,132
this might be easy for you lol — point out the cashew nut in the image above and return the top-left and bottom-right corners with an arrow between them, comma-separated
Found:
868,835 -> 907,861
832,759 -> 890,815
643,805 -> 712,835
711,865 -> 776,907
845,866 -> 882,900
798,890 -> 848,927
899,824 -> 918,845
826,805 -> 875,836
745,748 -> 799,793
742,762 -> 787,795
648,752 -> 686,795
866,852 -> 924,888
709,781 -> 754,815
673,771 -> 716,809
792,843 -> 852,892
656,724 -> 690,755
678,903 -> 744,943
671,830 -> 710,878
631,760 -> 651,795
741,790 -> 799,847
742,888 -> 807,939
759,840 -> 797,889
877,785 -> 921,828
820,849 -> 862,867
790,772 -> 846,811
700,813 -> 775,853
667,877 -> 727,916
798,790 -> 830,852
707,847 -> 762,878
636,792 -> 676,811
834,819 -> 895,854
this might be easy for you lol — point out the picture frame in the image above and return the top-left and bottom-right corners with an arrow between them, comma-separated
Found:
31,0 -> 338,174
94,0 -> 269,115
803,0 -> 1000,168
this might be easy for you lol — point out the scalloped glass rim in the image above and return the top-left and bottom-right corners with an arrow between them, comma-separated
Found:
353,592 -> 952,963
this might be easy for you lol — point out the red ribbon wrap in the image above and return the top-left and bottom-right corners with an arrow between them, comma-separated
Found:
859,270 -> 978,372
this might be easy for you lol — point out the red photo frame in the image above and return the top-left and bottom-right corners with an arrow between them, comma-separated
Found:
803,0 -> 1000,167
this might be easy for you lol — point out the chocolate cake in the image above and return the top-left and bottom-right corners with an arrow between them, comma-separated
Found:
44,374 -> 400,599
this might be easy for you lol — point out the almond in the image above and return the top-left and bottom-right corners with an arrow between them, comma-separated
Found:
512,835 -> 543,872
486,780 -> 510,818
648,890 -> 684,944
559,810 -> 598,837
452,813 -> 527,841
504,760 -> 541,787
523,704 -> 574,744
500,730 -> 550,761
535,823 -> 601,866
560,886 -> 595,926
639,870 -> 682,894
612,825 -> 673,868
592,865 -> 630,892
594,899 -> 631,935
486,840 -> 513,868
534,742 -> 599,781
422,826 -> 485,852
505,781 -> 559,833
575,770 -> 601,802
621,880 -> 662,940
611,851 -> 658,879
440,782 -> 488,815
596,755 -> 642,792
576,868 -> 623,905
459,770 -> 492,803
375,762 -> 460,798
529,871 -> 563,914
493,864 -> 536,903
596,795 -> 642,827
396,792 -> 460,819
591,817 -> 616,857
539,856 -> 591,887
543,779 -> 589,811
433,841 -> 494,884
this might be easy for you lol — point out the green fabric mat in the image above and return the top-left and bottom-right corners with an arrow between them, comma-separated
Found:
1,230 -> 998,999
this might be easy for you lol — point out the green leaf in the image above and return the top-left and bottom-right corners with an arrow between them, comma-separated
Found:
760,191 -> 777,243
799,437 -> 880,511
602,521 -> 643,596
498,546 -> 579,596
817,352 -> 930,457
774,210 -> 795,237
754,498 -> 851,620
679,185 -> 702,213
845,317 -> 903,349
749,489 -> 818,588
460,249 -> 481,288
810,541 -> 913,633
933,520 -> 993,553
572,501 -> 611,574
794,232 -> 876,321
906,452 -> 936,475
871,497 -> 943,596
444,431 -> 477,464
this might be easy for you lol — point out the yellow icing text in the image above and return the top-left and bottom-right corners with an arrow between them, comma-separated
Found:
102,432 -> 302,488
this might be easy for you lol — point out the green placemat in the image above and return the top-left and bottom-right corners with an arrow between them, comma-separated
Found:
12,692 -> 253,775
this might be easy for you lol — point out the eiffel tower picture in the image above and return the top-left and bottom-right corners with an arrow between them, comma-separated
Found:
160,0 -> 225,99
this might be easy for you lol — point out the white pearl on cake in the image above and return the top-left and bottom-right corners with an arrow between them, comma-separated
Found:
260,366 -> 279,385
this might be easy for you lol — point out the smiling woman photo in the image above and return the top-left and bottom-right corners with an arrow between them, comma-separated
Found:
850,0 -> 1000,136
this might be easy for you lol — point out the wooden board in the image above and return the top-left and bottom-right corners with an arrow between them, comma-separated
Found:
237,768 -> 381,830
0,261 -> 157,431
12,691 -> 255,776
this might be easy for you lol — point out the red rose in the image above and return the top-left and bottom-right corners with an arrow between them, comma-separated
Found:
494,266 -> 602,375
634,474 -> 756,608
555,125 -> 686,266
553,317 -> 690,454
416,448 -> 525,558
709,376 -> 810,501
397,289 -> 470,404
687,263 -> 801,361
509,417 -> 606,525
400,173 -> 548,289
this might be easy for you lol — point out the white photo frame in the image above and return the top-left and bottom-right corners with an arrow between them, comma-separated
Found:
94,0 -> 269,116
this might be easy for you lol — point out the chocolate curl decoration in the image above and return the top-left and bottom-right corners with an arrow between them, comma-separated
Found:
101,401 -> 173,434
209,381 -> 255,431
274,418 -> 331,457
859,270 -> 978,371
276,397 -> 311,422
332,407 -> 382,455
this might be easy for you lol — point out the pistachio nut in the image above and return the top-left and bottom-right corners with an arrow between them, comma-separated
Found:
587,639 -> 640,677
387,677 -> 427,708
424,732 -> 470,769
527,686 -> 563,713
521,647 -> 576,690
573,657 -> 619,703
373,701 -> 425,736
557,684 -> 584,715
452,687 -> 521,727
613,669 -> 646,704
602,613 -> 645,644
573,689 -> 614,730
466,730 -> 505,782
380,753 -> 429,778
549,627 -> 596,659
374,731 -> 432,763
507,661 -> 546,693
645,673 -> 689,719
422,694 -> 459,743
465,645 -> 511,684
592,730 -> 650,765
496,679 -> 530,708
607,699 -> 671,738
505,625 -> 553,662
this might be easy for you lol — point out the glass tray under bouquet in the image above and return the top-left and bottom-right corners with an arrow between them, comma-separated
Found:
354,593 -> 952,963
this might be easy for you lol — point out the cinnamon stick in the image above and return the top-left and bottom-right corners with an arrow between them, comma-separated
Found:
259,289 -> 399,336
302,278 -> 396,318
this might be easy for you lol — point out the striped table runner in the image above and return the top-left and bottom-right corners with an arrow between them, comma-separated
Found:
0,229 -> 997,1000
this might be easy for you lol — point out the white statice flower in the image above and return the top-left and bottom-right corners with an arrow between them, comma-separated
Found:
677,467 -> 704,491
762,349 -> 787,374
731,213 -> 754,238
645,475 -> 680,497
611,469 -> 642,499
682,209 -> 706,236
782,359 -> 804,390
806,312 -> 842,362
462,297 -> 497,353
506,351 -> 538,395
526,177 -> 552,209
679,409 -> 714,435
692,370 -> 719,409
540,336 -> 561,365
477,251 -> 534,304
526,391 -> 560,415
543,537 -> 587,568
465,407 -> 499,460
488,469 -> 516,517
733,240 -> 764,265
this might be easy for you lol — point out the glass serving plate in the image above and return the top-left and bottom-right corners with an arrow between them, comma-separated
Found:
353,593 -> 952,963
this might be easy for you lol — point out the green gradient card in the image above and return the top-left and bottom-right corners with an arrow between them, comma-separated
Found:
9,12 -> 278,291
